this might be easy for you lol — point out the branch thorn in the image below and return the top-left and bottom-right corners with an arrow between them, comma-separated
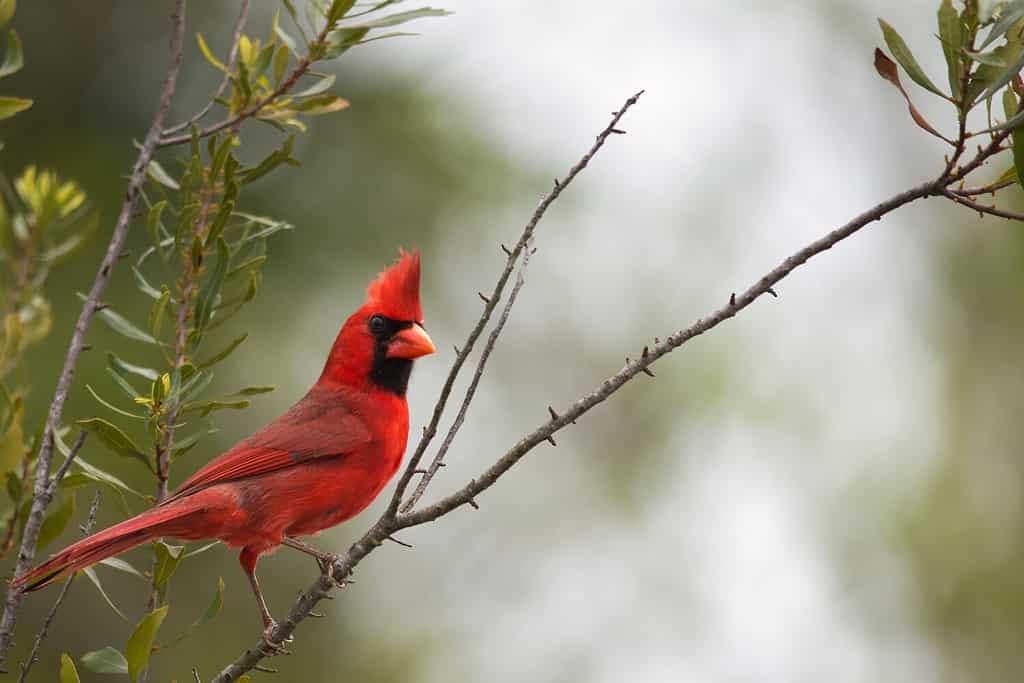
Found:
642,367 -> 656,378
766,287 -> 778,298
478,292 -> 490,304
729,293 -> 736,306
501,243 -> 511,256
610,128 -> 626,134
468,498 -> 480,510
546,435 -> 557,447
386,535 -> 413,548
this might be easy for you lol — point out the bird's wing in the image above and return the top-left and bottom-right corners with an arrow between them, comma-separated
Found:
164,388 -> 372,503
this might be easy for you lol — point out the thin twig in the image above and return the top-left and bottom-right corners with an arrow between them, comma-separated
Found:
942,188 -> 1024,220
949,178 -> 1016,196
401,240 -> 533,512
0,1 -> 188,669
388,90 -> 645,516
46,432 -> 88,499
15,491 -> 101,683
158,8 -> 338,148
163,0 -> 251,137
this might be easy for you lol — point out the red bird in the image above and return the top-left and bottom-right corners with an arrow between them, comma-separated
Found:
14,250 -> 435,637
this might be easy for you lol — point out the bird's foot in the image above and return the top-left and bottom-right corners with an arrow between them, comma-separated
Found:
315,555 -> 347,589
259,620 -> 293,656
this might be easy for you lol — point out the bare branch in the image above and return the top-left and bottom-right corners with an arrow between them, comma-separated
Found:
163,0 -> 251,137
941,188 -> 1024,220
388,90 -> 645,515
401,240 -> 532,512
45,431 -> 88,499
14,491 -> 101,683
0,0 -> 188,668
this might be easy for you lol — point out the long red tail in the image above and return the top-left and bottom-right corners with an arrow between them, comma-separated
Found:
12,498 -> 202,592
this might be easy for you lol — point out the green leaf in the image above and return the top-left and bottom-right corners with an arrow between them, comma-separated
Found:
293,93 -> 349,115
0,96 -> 31,120
105,367 -> 141,400
182,399 -> 251,417
145,199 -> 168,259
108,352 -> 159,382
76,418 -> 153,473
0,29 -> 24,78
351,7 -> 451,29
77,293 -> 159,345
197,331 -> 247,369
146,160 -> 180,190
1011,93 -> 1024,191
60,653 -> 81,683
979,47 -> 1024,102
72,455 -> 145,501
230,385 -> 275,396
85,384 -> 146,420
152,540 -> 185,592
963,48 -> 1008,66
127,605 -> 169,682
83,567 -> 130,622
130,265 -> 161,299
205,199 -> 234,247
37,491 -> 74,549
98,556 -> 145,579
0,0 -> 15,31
149,286 -> 171,340
327,0 -> 357,23
194,237 -> 230,339
81,647 -> 129,675
178,369 -> 213,404
196,32 -> 226,71
982,1 -> 1024,48
184,540 -> 220,558
294,72 -> 336,98
878,18 -> 947,98
170,427 -> 217,460
174,576 -> 225,643
251,43 -> 275,80
938,0 -> 962,100
272,44 -> 290,83
227,254 -> 267,279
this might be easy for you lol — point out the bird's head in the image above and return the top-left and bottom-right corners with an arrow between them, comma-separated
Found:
322,249 -> 436,396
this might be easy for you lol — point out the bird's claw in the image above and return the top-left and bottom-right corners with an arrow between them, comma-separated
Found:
259,621 -> 293,656
315,555 -> 346,588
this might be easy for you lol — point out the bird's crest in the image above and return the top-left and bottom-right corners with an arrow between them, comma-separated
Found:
366,249 -> 422,322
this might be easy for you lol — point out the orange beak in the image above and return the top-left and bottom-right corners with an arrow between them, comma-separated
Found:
386,323 -> 436,359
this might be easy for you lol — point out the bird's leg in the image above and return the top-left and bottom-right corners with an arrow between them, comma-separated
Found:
240,548 -> 290,655
282,537 -> 346,587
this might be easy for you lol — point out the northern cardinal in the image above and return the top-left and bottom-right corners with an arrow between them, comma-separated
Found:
13,250 -> 435,637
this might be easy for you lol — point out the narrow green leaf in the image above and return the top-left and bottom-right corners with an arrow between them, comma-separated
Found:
0,0 -> 15,31
77,293 -> 159,345
0,96 -> 31,120
878,18 -> 947,98
76,418 -> 153,473
230,385 -> 275,396
293,72 -> 336,98
178,369 -> 213,404
108,352 -> 159,382
981,1 -> 1024,48
83,567 -> 130,622
964,48 -> 1008,66
152,541 -> 185,591
1011,95 -> 1024,191
227,254 -> 267,279
60,653 -> 82,683
81,647 -> 129,675
146,160 -> 180,190
275,24 -> 299,55
149,285 -> 171,340
127,605 -> 169,682
292,93 -> 349,115
184,540 -> 220,558
72,455 -> 145,501
938,0 -> 962,100
197,331 -> 247,369
130,265 -> 161,299
210,135 -> 235,180
979,47 -> 1024,102
85,384 -> 146,420
174,576 -> 225,643
350,7 -> 451,29
182,399 -> 251,417
196,32 -> 226,71
205,200 -> 234,246
327,0 -> 357,23
98,556 -> 145,579
272,44 -> 290,83
194,237 -> 231,338
0,29 -> 24,78
105,367 -> 141,400
251,43 -> 275,79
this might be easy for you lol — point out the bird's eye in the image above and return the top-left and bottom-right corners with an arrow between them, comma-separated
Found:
368,315 -> 386,334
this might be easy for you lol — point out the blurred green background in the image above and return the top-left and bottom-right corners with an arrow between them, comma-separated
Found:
1,1 -> 1022,681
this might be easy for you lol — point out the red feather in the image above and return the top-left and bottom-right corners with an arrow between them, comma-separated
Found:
13,250 -> 434,631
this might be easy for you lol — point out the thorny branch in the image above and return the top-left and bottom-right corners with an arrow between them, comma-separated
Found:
14,492 -> 100,683
0,0 -> 189,669
211,85 -> 1024,681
